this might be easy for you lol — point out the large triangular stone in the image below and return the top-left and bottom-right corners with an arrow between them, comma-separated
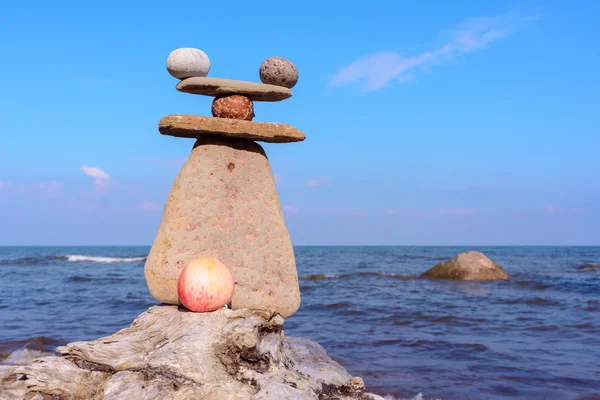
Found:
145,136 -> 300,317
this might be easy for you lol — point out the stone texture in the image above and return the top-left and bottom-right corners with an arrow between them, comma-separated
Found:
0,306 -> 384,400
166,48 -> 211,79
421,251 -> 510,281
159,114 -> 305,143
259,56 -> 299,89
145,136 -> 301,317
177,77 -> 292,102
212,95 -> 255,121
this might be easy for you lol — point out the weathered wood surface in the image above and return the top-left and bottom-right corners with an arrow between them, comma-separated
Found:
0,306 -> 384,400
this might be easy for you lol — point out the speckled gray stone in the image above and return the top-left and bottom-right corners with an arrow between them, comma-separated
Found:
144,136 -> 301,317
166,48 -> 211,80
259,56 -> 298,89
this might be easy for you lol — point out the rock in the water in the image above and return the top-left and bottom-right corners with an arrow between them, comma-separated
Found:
575,263 -> 600,272
145,136 -> 301,317
0,306 -> 384,400
159,114 -> 305,143
259,56 -> 299,89
166,48 -> 211,79
177,77 -> 292,101
212,94 -> 255,121
421,251 -> 509,281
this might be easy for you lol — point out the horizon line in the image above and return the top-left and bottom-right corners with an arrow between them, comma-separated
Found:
1,244 -> 599,248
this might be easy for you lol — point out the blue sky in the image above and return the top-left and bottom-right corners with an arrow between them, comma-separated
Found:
0,0 -> 598,245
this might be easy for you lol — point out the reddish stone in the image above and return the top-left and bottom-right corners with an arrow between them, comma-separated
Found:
212,95 -> 255,121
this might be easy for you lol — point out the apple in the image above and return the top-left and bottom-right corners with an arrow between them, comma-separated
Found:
177,258 -> 234,312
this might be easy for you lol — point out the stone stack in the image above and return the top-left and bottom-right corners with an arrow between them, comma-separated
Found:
145,48 -> 303,318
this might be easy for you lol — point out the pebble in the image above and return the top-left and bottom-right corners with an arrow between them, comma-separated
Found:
166,48 -> 211,80
212,95 -> 254,121
259,57 -> 298,89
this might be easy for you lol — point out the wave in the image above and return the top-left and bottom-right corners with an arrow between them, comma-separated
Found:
300,274 -> 345,281
0,255 -> 147,266
0,256 -> 65,266
65,255 -> 146,263
382,395 -> 441,400
0,348 -> 54,365
0,336 -> 59,363
68,276 -> 94,282
300,272 -> 416,281
513,280 -> 551,290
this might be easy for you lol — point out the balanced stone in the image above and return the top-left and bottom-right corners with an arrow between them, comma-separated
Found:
177,77 -> 292,101
159,114 -> 305,143
421,251 -> 510,281
259,56 -> 299,89
145,136 -> 301,317
166,48 -> 211,80
212,95 -> 254,121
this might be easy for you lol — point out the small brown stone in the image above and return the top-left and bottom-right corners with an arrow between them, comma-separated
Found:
212,95 -> 255,121
259,56 -> 298,89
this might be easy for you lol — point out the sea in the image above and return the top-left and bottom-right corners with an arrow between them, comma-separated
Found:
0,246 -> 599,399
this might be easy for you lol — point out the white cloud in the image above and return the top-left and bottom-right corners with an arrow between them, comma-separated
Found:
140,200 -> 162,212
545,205 -> 560,215
71,200 -> 99,211
341,210 -> 366,216
0,180 -> 64,198
282,205 -> 301,214
135,157 -> 187,168
437,208 -> 476,216
306,176 -> 330,188
80,165 -> 110,190
330,12 -> 539,91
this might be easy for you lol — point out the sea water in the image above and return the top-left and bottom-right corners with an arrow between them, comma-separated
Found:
0,246 -> 599,399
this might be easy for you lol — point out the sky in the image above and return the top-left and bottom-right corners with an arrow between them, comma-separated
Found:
0,0 -> 598,246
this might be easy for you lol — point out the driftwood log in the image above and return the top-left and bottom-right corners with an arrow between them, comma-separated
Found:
0,306 -> 383,399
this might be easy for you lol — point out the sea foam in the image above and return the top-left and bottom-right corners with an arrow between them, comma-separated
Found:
66,255 -> 146,263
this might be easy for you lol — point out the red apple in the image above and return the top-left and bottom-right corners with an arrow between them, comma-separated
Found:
177,258 -> 234,312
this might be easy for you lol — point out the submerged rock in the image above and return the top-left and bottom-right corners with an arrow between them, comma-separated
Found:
575,263 -> 599,272
0,306 -> 383,400
421,251 -> 509,281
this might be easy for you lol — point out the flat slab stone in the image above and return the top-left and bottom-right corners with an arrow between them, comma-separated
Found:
145,136 -> 301,318
176,77 -> 292,101
159,114 -> 305,143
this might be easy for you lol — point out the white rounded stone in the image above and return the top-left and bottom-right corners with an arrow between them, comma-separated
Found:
166,48 -> 211,80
